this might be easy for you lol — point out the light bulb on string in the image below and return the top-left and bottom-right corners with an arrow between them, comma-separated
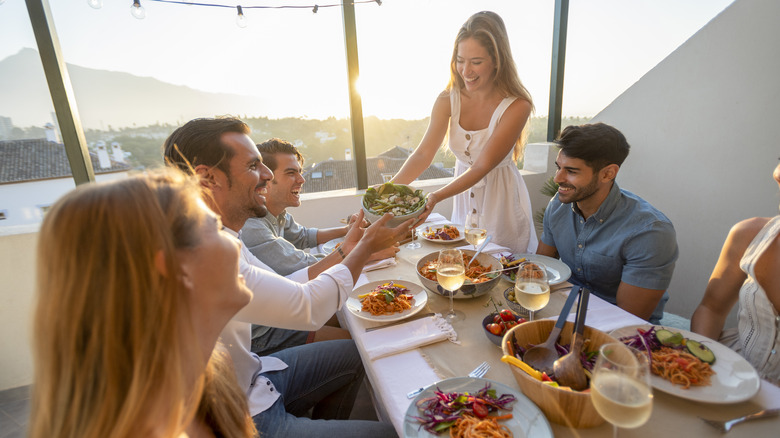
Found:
87,0 -> 103,9
375,0 -> 382,5
131,0 -> 146,19
312,5 -> 318,13
236,5 -> 247,28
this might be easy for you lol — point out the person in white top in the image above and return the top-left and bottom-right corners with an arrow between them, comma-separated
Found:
390,11 -> 537,254
692,161 -> 780,384
164,117 -> 407,437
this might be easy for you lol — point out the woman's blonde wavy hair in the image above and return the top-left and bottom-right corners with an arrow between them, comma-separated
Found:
29,170 -> 255,438
447,11 -> 535,162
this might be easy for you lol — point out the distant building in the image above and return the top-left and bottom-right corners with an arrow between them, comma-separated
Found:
0,138 -> 131,226
301,145 -> 453,193
0,116 -> 12,140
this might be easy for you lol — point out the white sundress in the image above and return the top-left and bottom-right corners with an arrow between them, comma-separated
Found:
448,89 -> 537,254
736,215 -> 780,384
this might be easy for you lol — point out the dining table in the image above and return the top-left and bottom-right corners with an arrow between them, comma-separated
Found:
337,232 -> 780,437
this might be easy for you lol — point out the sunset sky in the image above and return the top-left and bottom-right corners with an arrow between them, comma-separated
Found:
1,0 -> 733,120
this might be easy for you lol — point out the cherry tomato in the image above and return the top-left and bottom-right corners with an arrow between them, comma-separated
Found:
486,323 -> 504,336
492,314 -> 503,324
472,401 -> 489,418
499,309 -> 516,322
503,320 -> 518,330
516,318 -> 527,324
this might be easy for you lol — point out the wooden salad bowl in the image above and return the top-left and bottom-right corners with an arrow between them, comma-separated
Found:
501,319 -> 619,428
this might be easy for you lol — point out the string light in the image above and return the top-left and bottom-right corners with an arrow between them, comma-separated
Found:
236,5 -> 247,28
120,0 -> 384,26
87,0 -> 103,9
131,0 -> 146,19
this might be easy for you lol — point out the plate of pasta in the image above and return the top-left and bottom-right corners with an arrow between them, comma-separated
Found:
417,224 -> 466,243
611,325 -> 760,404
403,377 -> 552,437
346,280 -> 428,322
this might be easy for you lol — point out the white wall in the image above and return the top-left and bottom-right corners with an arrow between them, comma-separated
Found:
0,172 -> 129,227
592,0 -> 780,325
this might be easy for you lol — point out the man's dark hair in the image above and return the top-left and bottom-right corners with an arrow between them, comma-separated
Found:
256,138 -> 304,172
554,123 -> 630,171
163,117 -> 250,183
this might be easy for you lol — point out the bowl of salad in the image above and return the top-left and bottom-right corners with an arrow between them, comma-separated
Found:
362,182 -> 426,227
501,319 -> 618,428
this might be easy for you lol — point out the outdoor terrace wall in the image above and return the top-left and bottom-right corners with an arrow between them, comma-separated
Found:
592,0 -> 780,327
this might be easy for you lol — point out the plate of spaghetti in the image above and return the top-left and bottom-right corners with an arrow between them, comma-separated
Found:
611,325 -> 760,403
417,224 -> 465,243
403,377 -> 552,438
346,280 -> 428,322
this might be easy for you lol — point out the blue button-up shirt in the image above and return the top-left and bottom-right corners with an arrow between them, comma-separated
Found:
541,182 -> 678,323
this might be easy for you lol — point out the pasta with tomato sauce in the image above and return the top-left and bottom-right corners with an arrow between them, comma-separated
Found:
358,283 -> 414,316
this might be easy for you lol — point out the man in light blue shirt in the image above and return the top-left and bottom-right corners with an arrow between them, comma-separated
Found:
537,123 -> 678,323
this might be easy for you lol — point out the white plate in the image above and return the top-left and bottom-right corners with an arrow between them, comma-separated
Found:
403,377 -> 552,437
610,325 -> 760,404
500,253 -> 572,285
347,280 -> 428,322
322,237 -> 345,254
416,224 -> 465,243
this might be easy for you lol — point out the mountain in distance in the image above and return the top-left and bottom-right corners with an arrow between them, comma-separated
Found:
0,48 -> 268,129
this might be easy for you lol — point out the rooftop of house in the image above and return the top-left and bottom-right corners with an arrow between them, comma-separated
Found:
0,138 -> 131,184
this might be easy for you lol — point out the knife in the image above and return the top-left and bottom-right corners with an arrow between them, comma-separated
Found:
365,312 -> 435,332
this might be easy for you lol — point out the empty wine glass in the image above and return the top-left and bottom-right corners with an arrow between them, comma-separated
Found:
590,343 -> 653,438
512,261 -> 550,321
436,249 -> 466,323
464,212 -> 486,251
407,222 -> 421,250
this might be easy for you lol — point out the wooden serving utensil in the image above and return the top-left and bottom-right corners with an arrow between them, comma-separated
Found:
553,287 -> 590,391
523,286 -> 581,376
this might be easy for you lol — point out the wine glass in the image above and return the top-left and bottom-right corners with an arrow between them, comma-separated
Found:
590,343 -> 653,438
436,249 -> 466,323
513,261 -> 550,321
464,212 -> 486,251
407,221 -> 421,250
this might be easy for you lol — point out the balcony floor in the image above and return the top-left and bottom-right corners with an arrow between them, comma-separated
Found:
0,385 -> 28,438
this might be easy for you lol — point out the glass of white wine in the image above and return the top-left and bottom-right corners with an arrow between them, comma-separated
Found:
464,212 -> 486,251
513,261 -> 550,321
590,343 -> 653,438
436,249 -> 466,324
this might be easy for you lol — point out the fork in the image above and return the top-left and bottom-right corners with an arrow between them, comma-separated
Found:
406,361 -> 491,398
700,408 -> 780,432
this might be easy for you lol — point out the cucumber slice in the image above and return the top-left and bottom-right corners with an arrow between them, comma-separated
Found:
656,329 -> 684,347
686,340 -> 716,364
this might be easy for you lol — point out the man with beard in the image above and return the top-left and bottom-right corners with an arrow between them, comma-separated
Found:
241,138 -> 399,356
164,117 -> 403,437
537,123 -> 678,323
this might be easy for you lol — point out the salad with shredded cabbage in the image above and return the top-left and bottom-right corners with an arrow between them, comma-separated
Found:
412,384 -> 515,434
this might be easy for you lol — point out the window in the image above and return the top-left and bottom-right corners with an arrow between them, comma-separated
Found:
311,172 -> 323,179
325,170 -> 333,177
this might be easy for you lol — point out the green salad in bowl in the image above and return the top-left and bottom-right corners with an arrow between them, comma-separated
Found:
362,182 -> 426,227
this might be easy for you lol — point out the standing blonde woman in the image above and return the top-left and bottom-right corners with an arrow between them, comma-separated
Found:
29,171 -> 256,437
392,10 -> 537,254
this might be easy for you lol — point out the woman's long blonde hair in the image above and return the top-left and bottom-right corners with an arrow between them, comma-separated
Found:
448,11 -> 535,162
29,170 -> 254,437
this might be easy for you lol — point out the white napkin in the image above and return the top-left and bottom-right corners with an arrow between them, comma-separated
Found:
363,313 -> 459,360
455,242 -> 510,255
420,213 -> 450,225
363,257 -> 397,272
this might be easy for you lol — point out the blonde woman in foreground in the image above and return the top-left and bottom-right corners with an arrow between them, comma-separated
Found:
29,171 -> 257,437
